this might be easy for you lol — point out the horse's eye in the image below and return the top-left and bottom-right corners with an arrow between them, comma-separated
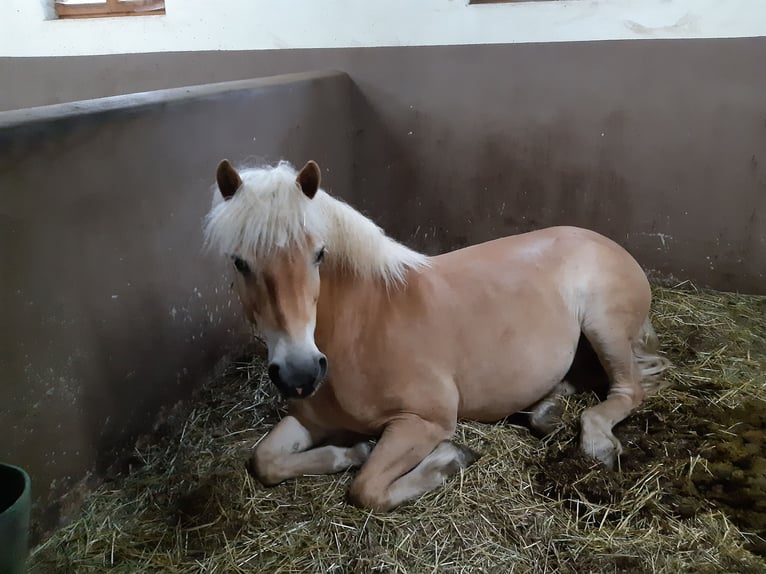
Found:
233,256 -> 250,274
315,246 -> 326,264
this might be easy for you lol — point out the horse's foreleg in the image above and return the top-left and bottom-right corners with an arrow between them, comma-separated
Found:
248,415 -> 372,486
347,416 -> 479,512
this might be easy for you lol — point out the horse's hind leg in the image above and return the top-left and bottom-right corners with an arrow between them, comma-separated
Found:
579,317 -> 647,469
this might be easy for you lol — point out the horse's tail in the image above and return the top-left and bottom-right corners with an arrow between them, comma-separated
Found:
633,316 -> 672,396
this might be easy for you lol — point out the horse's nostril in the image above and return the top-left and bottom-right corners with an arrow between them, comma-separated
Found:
318,356 -> 327,372
267,363 -> 281,384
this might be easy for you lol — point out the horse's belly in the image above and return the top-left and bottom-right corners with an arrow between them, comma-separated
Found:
453,320 -> 580,423
457,363 -> 574,422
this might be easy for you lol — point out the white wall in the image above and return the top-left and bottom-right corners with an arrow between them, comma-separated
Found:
1,0 -> 765,57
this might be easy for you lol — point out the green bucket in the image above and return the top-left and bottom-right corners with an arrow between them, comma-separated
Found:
0,463 -> 31,574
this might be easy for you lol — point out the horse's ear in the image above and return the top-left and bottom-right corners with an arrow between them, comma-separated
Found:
296,160 -> 321,199
216,159 -> 242,201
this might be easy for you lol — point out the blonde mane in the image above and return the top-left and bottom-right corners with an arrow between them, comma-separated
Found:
202,161 -> 430,287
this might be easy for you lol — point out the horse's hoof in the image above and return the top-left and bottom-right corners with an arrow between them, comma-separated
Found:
244,454 -> 258,478
348,440 -> 375,467
580,417 -> 623,469
529,404 -> 564,437
457,444 -> 482,467
581,436 -> 622,469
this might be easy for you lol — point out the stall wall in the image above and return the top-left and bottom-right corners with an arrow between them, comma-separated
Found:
0,71 -> 354,536
10,41 -> 756,292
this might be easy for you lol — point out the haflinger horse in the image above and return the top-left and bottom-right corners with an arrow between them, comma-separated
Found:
203,158 -> 671,512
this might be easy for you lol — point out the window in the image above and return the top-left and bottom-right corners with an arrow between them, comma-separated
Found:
54,0 -> 165,19
469,0 -> 560,3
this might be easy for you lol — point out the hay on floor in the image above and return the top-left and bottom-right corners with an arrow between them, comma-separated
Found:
29,284 -> 766,574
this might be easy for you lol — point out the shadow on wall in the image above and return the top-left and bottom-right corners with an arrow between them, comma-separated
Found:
346,83 -> 637,259
30,289 -> 239,545
347,81 -> 419,238
76,291 -> 228,475
468,124 -> 635,242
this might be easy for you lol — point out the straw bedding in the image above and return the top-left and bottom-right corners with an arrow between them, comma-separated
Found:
29,283 -> 766,573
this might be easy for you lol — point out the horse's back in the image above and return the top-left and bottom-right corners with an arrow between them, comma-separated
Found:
431,225 -> 648,300
436,225 -> 636,266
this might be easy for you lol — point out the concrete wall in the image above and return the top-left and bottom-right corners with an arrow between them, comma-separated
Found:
9,41 -> 757,290
336,40 -> 766,295
0,71 -> 354,535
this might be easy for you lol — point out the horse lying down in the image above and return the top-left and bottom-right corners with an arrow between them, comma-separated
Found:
202,158 -> 671,512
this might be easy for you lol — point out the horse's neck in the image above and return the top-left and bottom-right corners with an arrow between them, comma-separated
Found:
314,265 -> 389,351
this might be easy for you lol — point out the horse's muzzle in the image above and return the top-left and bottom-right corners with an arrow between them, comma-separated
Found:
268,353 -> 327,399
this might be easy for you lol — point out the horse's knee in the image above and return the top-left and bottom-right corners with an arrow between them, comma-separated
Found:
247,443 -> 284,487
347,440 -> 375,467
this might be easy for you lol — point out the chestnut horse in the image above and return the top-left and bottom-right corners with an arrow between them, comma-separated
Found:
203,159 -> 670,511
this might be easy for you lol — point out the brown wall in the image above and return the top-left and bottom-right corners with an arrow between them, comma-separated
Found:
0,71 -> 354,534
5,39 -> 762,292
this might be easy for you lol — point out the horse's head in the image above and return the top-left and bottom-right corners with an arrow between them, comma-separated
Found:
205,159 -> 328,400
